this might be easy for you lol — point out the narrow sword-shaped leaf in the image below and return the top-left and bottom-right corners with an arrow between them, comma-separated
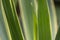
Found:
1,0 -> 23,40
18,0 -> 37,40
38,0 -> 52,40
48,0 -> 58,40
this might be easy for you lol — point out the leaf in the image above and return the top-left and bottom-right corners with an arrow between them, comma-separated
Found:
38,0 -> 52,40
18,0 -> 37,40
48,0 -> 58,40
1,0 -> 23,40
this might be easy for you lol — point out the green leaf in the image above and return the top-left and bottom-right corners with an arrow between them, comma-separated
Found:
38,0 -> 52,40
48,0 -> 58,40
1,0 -> 23,40
18,0 -> 37,40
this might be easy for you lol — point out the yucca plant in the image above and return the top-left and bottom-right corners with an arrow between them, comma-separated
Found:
1,0 -> 58,40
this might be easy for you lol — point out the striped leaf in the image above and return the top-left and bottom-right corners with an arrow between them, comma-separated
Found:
1,0 -> 23,40
19,0 -> 34,40
38,0 -> 52,40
